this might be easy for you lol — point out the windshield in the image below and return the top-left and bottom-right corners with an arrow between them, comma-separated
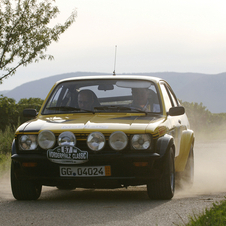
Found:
42,79 -> 162,115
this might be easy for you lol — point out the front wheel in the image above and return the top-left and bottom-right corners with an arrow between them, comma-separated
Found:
11,161 -> 42,200
147,147 -> 175,200
176,145 -> 194,189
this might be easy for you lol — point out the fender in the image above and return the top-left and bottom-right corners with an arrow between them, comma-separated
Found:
11,139 -> 16,155
175,129 -> 195,172
154,134 -> 175,175
155,134 -> 175,157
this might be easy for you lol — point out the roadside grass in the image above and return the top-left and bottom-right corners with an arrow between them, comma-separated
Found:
0,153 -> 11,177
0,125 -> 14,177
184,199 -> 226,226
0,125 -> 14,155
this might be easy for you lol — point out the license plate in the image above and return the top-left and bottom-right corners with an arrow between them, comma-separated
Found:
60,166 -> 111,177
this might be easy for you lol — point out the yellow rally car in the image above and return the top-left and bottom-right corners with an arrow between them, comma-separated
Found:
11,75 -> 194,200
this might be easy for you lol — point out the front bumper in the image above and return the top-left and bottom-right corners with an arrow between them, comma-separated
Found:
11,151 -> 164,188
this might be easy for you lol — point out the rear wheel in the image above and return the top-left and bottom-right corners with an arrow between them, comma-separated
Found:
147,147 -> 175,200
11,161 -> 42,200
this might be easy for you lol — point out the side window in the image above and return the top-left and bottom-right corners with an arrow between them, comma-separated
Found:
160,83 -> 173,112
167,86 -> 178,107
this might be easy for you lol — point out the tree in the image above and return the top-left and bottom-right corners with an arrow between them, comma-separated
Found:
0,0 -> 76,83
181,101 -> 211,132
0,95 -> 18,131
0,95 -> 44,131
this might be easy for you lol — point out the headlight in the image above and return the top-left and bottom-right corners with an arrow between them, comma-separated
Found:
38,130 -> 56,149
58,131 -> 76,146
109,131 -> 128,151
19,135 -> 38,150
87,132 -> 105,151
131,134 -> 151,150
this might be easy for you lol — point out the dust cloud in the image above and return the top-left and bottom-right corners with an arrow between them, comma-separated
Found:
176,139 -> 226,198
194,140 -> 226,191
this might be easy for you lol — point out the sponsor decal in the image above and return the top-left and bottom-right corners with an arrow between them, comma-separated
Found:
47,145 -> 88,164
158,126 -> 167,136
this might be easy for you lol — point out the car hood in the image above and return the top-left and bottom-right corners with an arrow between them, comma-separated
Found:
17,113 -> 165,134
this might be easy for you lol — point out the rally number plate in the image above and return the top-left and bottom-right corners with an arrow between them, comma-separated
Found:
60,166 -> 111,177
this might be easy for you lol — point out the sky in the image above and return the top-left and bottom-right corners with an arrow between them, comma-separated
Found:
1,0 -> 226,91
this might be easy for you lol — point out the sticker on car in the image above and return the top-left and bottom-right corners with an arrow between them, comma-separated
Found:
47,145 -> 88,164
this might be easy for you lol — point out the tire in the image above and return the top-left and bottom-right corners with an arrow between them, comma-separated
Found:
11,161 -> 42,200
176,145 -> 194,189
147,147 -> 175,200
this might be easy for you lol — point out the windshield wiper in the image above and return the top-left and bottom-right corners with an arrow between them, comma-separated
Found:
94,105 -> 147,114
46,106 -> 94,113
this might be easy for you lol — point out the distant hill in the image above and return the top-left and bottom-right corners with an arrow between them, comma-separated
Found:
0,90 -> 9,96
2,71 -> 226,113
3,72 -> 109,101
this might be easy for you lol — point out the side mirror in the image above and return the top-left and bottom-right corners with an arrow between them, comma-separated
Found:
168,106 -> 185,116
23,109 -> 37,117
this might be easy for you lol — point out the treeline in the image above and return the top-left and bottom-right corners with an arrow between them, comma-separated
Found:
181,101 -> 226,138
0,95 -> 44,132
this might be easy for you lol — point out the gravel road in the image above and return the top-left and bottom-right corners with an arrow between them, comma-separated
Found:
1,140 -> 226,226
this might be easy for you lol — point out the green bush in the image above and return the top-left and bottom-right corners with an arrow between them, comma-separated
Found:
0,95 -> 18,132
0,153 -> 11,176
0,125 -> 14,175
181,101 -> 226,140
0,95 -> 44,132
0,125 -> 14,155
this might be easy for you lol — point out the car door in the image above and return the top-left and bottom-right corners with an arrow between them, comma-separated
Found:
160,82 -> 183,157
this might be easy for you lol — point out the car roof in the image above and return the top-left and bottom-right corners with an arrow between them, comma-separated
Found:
55,75 -> 164,86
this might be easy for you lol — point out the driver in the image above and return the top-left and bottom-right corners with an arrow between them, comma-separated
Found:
131,88 -> 151,111
78,90 -> 95,111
